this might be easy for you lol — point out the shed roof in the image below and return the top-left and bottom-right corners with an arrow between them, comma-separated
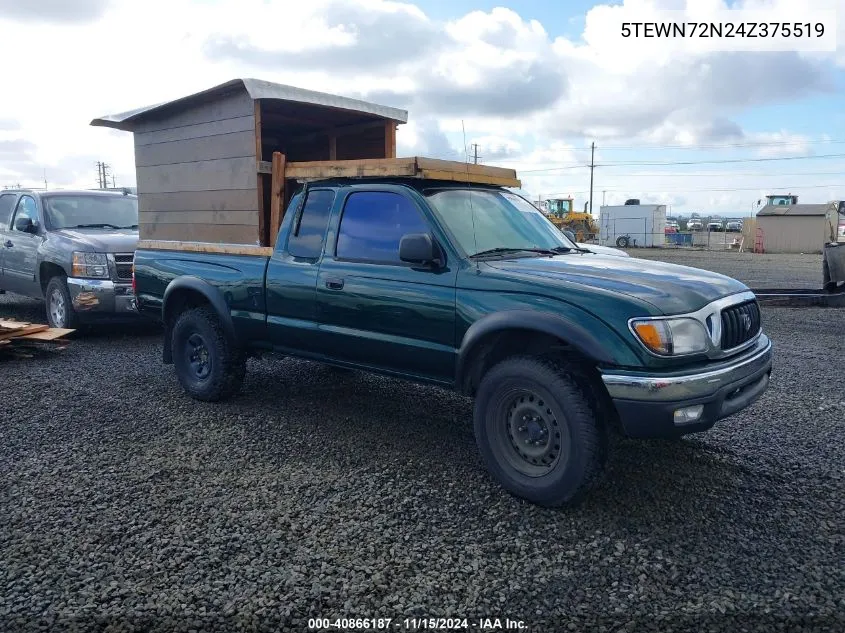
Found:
757,202 -> 838,217
90,78 -> 408,131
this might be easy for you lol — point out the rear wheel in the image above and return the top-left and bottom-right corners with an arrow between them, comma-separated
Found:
171,306 -> 246,401
615,236 -> 630,248
473,356 -> 607,507
45,276 -> 79,329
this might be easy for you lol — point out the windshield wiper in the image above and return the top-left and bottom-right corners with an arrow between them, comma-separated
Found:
71,223 -> 122,229
469,247 -> 558,258
551,245 -> 590,254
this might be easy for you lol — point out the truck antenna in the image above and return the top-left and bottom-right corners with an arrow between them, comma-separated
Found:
462,120 -> 479,270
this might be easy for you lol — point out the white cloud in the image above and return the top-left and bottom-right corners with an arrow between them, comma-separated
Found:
0,0 -> 840,217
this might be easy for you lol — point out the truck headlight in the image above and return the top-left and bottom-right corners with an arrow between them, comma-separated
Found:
630,317 -> 709,356
72,252 -> 110,279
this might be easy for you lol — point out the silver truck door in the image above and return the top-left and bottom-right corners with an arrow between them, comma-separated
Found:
3,194 -> 42,296
0,192 -> 18,288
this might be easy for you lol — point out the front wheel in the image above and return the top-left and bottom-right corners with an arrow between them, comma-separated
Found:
171,306 -> 246,401
45,276 -> 79,329
473,356 -> 607,507
615,236 -> 630,248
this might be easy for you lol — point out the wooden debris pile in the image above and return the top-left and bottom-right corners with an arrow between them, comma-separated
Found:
0,319 -> 75,359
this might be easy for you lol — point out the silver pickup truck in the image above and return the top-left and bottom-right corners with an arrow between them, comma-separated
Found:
0,188 -> 139,328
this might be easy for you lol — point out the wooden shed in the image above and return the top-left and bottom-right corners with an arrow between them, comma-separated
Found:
90,78 -> 409,246
756,198 -> 842,254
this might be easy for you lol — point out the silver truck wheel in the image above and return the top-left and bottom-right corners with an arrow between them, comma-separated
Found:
45,276 -> 78,329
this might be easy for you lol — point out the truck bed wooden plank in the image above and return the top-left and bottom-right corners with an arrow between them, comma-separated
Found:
133,115 -> 255,146
138,189 -> 258,214
140,210 -> 259,225
141,222 -> 260,244
134,130 -> 256,167
137,156 -> 258,194
137,240 -> 273,257
131,90 -> 254,135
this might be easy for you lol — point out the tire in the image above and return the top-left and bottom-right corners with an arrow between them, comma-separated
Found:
45,275 -> 79,329
615,236 -> 630,248
171,306 -> 246,402
473,356 -> 607,507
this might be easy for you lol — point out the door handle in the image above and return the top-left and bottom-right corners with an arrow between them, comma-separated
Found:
325,277 -> 344,290
4,240 -> 12,248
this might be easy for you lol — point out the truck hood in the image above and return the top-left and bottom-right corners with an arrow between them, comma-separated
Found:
51,228 -> 139,253
484,253 -> 749,314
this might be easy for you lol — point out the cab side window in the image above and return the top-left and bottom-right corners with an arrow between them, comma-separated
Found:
335,192 -> 428,264
11,196 -> 37,231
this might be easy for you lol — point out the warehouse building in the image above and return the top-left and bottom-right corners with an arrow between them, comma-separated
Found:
755,195 -> 843,253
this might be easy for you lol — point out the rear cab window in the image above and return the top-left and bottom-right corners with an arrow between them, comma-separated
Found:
286,189 -> 336,259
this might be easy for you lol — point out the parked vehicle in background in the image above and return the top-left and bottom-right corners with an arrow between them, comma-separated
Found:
665,224 -> 678,234
707,219 -> 724,231
0,189 -> 139,328
725,220 -> 743,232
666,220 -> 680,230
687,218 -> 704,231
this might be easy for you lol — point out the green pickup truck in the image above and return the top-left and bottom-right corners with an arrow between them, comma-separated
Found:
133,179 -> 773,506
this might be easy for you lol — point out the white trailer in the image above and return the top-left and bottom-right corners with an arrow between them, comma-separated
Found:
599,204 -> 667,248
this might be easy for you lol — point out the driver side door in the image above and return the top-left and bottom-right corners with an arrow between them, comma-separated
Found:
3,195 -> 43,296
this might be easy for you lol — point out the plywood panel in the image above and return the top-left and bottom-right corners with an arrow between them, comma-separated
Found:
132,90 -> 254,134
140,210 -> 258,225
138,240 -> 273,256
136,156 -> 258,194
141,222 -> 260,244
138,189 -> 258,213
134,115 -> 255,146
134,130 -> 256,167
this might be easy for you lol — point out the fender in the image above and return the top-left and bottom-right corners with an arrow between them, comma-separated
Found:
456,309 -> 621,388
161,276 -> 238,363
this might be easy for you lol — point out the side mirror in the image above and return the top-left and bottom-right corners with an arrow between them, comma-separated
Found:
15,216 -> 35,233
563,229 -> 576,242
399,233 -> 441,267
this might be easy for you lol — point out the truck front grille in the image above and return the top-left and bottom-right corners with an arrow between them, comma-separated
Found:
720,299 -> 761,350
113,253 -> 134,281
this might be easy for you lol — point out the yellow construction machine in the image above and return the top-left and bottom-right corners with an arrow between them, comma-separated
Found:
540,197 -> 598,242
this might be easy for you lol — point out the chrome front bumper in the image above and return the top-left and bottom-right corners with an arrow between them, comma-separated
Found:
600,334 -> 773,437
66,278 -> 137,314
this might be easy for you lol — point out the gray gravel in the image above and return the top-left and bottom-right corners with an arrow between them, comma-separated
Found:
622,249 -> 823,289
1,292 -> 844,632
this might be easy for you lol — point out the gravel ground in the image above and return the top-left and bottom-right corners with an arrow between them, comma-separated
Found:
1,292 -> 844,633
621,249 -> 823,290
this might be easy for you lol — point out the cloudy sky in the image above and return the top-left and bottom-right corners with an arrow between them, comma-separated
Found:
1,0 -> 843,216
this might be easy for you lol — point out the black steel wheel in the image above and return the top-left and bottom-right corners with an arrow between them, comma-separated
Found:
615,235 -> 630,248
474,356 -> 607,506
171,306 -> 246,401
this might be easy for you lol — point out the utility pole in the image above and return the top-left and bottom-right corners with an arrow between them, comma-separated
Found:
602,190 -> 606,206
588,142 -> 596,215
471,143 -> 479,164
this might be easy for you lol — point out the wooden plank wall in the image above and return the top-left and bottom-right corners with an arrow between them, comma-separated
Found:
133,90 -> 261,244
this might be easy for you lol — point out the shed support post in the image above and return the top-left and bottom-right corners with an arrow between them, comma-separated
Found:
329,135 -> 337,160
270,152 -> 287,247
384,122 -> 396,158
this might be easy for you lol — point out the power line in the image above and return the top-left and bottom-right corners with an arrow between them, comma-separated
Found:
516,152 -> 845,173
541,182 -> 843,196
587,138 -> 845,151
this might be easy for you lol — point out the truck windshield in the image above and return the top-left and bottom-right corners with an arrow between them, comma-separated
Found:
43,195 -> 138,230
425,189 -> 578,257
